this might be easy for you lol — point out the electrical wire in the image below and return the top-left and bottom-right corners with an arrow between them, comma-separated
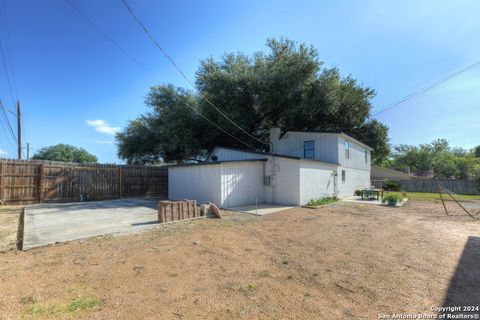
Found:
0,107 -> 16,148
372,59 -> 480,116
120,0 -> 269,146
0,99 -> 17,143
63,0 -> 259,151
0,0 -> 18,105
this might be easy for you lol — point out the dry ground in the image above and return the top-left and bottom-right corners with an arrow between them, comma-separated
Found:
1,200 -> 479,319
0,207 -> 22,252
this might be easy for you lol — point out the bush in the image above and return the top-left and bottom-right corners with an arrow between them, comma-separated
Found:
383,179 -> 401,191
382,194 -> 403,206
307,197 -> 338,206
354,190 -> 362,196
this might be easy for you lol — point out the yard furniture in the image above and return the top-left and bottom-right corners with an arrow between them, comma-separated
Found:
361,188 -> 384,200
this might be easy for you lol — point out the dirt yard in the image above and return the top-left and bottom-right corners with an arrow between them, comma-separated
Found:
1,200 -> 479,319
0,206 -> 22,252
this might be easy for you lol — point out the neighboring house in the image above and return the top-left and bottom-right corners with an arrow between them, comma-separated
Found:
168,128 -> 372,207
371,165 -> 416,181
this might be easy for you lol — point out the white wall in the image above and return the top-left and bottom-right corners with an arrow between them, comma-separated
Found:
263,157 -> 301,205
168,164 -> 222,205
169,161 -> 265,208
220,162 -> 264,207
336,166 -> 371,198
299,161 -> 337,205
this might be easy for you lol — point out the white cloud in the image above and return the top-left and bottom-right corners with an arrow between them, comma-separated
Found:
93,140 -> 114,145
86,119 -> 120,135
0,148 -> 8,156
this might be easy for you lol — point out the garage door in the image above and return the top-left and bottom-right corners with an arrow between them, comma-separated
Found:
221,164 -> 263,207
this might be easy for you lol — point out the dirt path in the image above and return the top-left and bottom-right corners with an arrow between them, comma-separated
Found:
0,200 -> 479,319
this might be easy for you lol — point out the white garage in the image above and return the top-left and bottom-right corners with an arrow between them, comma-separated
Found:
168,159 -> 266,208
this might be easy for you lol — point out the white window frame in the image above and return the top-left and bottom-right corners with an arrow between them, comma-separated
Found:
341,170 -> 346,182
345,141 -> 350,159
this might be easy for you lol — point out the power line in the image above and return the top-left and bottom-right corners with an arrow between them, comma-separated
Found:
119,0 -> 269,146
0,99 -> 16,143
0,106 -> 16,148
63,0 -> 259,151
0,0 -> 18,104
372,59 -> 480,116
63,0 -> 158,80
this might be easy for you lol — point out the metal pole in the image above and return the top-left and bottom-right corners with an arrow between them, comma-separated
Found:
438,186 -> 448,216
27,143 -> 30,160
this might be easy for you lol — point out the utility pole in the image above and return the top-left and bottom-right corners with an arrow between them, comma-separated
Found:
17,99 -> 21,160
27,143 -> 30,160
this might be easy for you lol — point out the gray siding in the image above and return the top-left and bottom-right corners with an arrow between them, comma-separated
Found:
208,148 -> 266,162
337,136 -> 371,171
272,132 -> 339,164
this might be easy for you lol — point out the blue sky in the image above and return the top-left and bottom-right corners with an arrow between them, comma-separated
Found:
0,0 -> 479,163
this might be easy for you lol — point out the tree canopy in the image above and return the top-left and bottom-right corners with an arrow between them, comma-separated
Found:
32,144 -> 98,163
387,140 -> 480,180
116,38 -> 389,164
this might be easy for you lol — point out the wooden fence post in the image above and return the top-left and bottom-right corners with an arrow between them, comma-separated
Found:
39,164 -> 44,203
118,166 -> 123,198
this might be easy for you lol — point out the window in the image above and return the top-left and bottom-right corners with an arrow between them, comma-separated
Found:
304,140 -> 315,159
345,141 -> 350,159
365,149 -> 368,163
341,170 -> 346,182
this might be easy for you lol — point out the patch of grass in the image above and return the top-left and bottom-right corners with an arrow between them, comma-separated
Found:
168,272 -> 178,277
24,285 -> 99,318
65,296 -> 99,313
312,272 -> 319,277
385,191 -> 480,202
307,197 -> 338,206
282,260 -> 289,265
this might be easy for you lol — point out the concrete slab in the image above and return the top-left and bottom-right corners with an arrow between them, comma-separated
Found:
23,198 -> 160,250
227,203 -> 296,216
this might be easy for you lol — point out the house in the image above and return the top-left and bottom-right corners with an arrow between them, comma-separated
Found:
168,128 -> 372,207
371,165 -> 416,181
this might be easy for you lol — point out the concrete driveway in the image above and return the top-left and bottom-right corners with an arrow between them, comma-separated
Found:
23,198 -> 160,250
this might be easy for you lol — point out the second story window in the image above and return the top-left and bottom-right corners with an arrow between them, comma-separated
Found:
345,141 -> 350,159
304,140 -> 315,159
365,149 -> 368,163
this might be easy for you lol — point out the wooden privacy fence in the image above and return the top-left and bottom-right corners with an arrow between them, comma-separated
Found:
0,159 -> 168,205
371,179 -> 480,195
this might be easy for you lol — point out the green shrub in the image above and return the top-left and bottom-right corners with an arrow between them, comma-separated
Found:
382,194 -> 403,206
354,190 -> 362,196
383,179 -> 401,191
307,197 -> 338,206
